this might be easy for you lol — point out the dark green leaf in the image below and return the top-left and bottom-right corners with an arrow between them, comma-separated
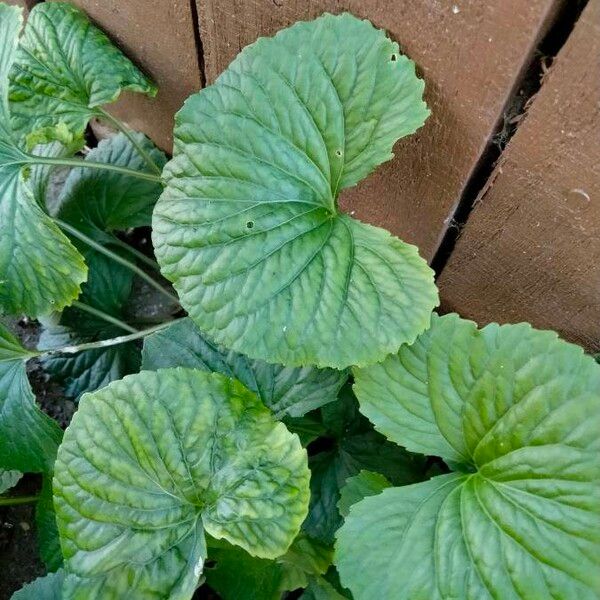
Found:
153,13 -> 437,369
36,475 -> 63,571
55,132 -> 166,240
9,2 -> 156,142
39,251 -> 140,398
54,368 -> 310,598
142,317 -> 347,418
0,323 -> 62,472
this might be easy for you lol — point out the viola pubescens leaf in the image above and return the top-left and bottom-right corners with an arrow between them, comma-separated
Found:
54,132 -> 166,239
0,322 -> 62,473
53,368 -> 310,599
0,4 -> 86,317
10,570 -> 65,600
39,251 -> 140,399
304,384 -> 427,543
142,317 -> 347,418
337,314 -> 600,599
153,13 -> 437,369
0,468 -> 21,493
205,533 -> 332,599
337,470 -> 391,517
9,2 -> 156,143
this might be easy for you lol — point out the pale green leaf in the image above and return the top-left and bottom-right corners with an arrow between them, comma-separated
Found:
9,2 -> 156,142
142,317 -> 347,417
53,368 -> 310,599
0,468 -> 21,493
339,314 -> 600,599
0,323 -> 62,472
337,470 -> 391,517
0,4 -> 86,318
153,12 -> 437,369
10,569 -> 65,600
55,132 -> 166,238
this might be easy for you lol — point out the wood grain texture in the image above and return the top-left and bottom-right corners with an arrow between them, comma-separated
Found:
51,0 -> 203,150
196,0 -> 561,259
438,0 -> 600,352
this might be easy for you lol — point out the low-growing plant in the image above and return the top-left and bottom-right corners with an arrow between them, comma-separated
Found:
0,3 -> 598,599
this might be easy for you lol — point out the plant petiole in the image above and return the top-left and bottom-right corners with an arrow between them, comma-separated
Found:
0,495 -> 39,506
55,219 -> 179,305
40,321 -> 173,356
95,107 -> 163,175
24,153 -> 163,184
71,301 -> 138,334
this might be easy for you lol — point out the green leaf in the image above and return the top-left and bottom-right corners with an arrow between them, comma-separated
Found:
206,533 -> 331,599
9,2 -> 156,142
304,386 -> 427,543
301,575 -> 349,600
55,132 -> 166,239
10,569 -> 65,600
53,368 -> 310,598
278,532 -> 332,592
0,468 -> 22,493
339,314 -> 600,599
0,323 -> 62,472
0,4 -> 87,318
337,470 -> 390,517
142,317 -> 348,418
205,544 -> 283,600
153,12 -> 437,369
36,475 -> 63,571
39,251 -> 140,398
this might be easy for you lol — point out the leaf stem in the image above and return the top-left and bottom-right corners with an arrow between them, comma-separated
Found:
110,236 -> 161,271
55,219 -> 179,305
41,321 -> 173,356
25,154 -> 163,183
71,301 -> 138,334
0,495 -> 39,506
96,108 -> 162,175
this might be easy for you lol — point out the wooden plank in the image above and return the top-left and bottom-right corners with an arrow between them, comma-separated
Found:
53,0 -> 203,150
196,0 -> 561,260
438,0 -> 600,352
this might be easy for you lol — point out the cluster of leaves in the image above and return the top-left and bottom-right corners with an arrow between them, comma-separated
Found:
1,3 -> 599,600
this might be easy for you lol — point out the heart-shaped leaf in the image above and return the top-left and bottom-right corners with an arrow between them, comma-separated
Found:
304,385 -> 427,543
337,314 -> 600,599
153,13 -> 437,369
54,368 -> 310,598
54,132 -> 166,238
11,570 -> 65,600
0,322 -> 62,472
0,5 -> 86,317
9,2 -> 156,142
39,250 -> 140,398
142,317 -> 348,418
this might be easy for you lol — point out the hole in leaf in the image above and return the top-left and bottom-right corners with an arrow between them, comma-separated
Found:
204,559 -> 217,569
246,221 -> 254,229
335,149 -> 342,157
391,54 -> 397,61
